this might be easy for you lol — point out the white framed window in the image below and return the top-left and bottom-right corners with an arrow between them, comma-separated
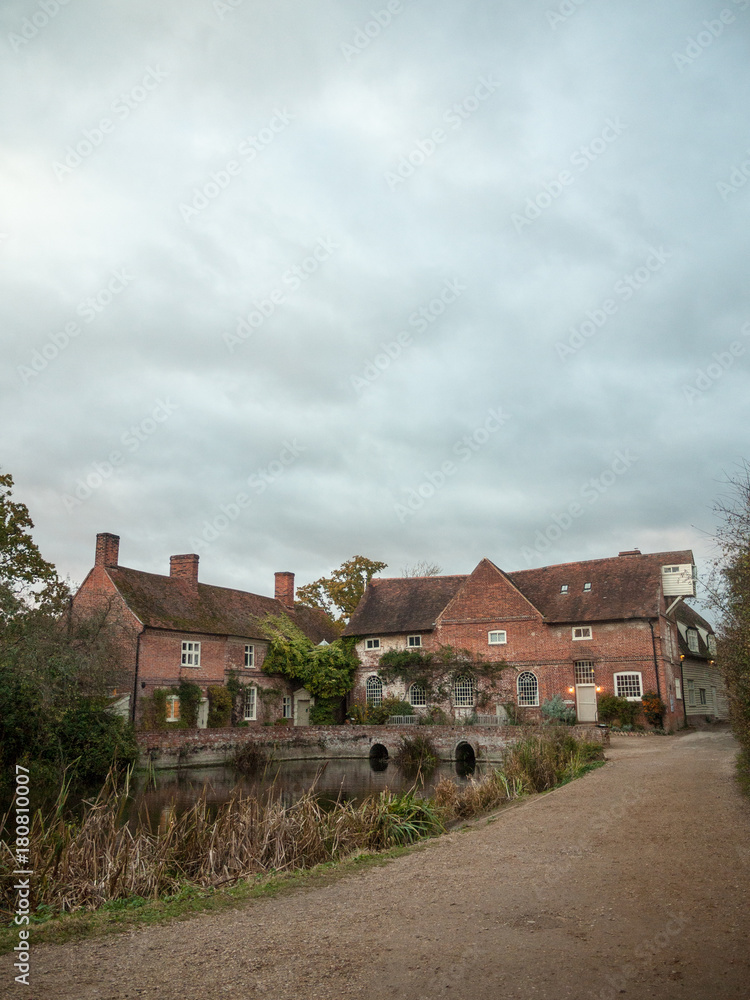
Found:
574,660 -> 595,684
687,629 -> 699,653
488,630 -> 507,645
244,644 -> 255,668
181,640 -> 201,667
165,694 -> 180,722
687,679 -> 696,706
560,584 -> 569,594
453,676 -> 475,708
517,671 -> 539,707
699,687 -> 707,706
675,678 -> 682,700
365,638 -> 381,650
408,682 -> 427,707
407,635 -> 422,647
707,635 -> 717,656
572,626 -> 592,641
243,687 -> 257,721
366,675 -> 383,706
583,582 -> 592,592
614,672 -> 643,701
282,695 -> 292,718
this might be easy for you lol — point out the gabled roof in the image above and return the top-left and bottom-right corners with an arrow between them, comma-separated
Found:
343,549 -> 697,635
107,566 -> 337,644
671,601 -> 716,660
342,575 -> 466,636
507,550 -> 694,623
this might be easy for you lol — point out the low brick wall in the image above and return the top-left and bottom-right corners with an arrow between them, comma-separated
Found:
136,724 -> 609,769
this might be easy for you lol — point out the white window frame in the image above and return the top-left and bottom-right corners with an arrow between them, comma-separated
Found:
572,626 -> 592,641
614,672 -> 643,701
574,660 -> 595,684
408,682 -> 427,708
366,675 -> 383,707
165,694 -> 180,722
699,687 -> 707,706
687,679 -> 696,706
687,629 -> 699,653
365,638 -> 381,650
282,695 -> 292,719
675,677 -> 682,700
517,671 -> 539,707
488,630 -> 507,645
181,640 -> 201,667
560,584 -> 569,594
583,582 -> 592,592
244,644 -> 255,668
453,676 -> 475,708
243,686 -> 257,721
407,635 -> 422,648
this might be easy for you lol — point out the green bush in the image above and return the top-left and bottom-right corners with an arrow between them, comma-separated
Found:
177,680 -> 202,728
598,693 -> 642,727
541,694 -> 577,725
309,697 -> 342,725
55,703 -> 138,784
641,691 -> 665,728
207,686 -> 232,728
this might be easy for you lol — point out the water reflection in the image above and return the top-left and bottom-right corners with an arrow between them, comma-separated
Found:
129,755 -> 482,826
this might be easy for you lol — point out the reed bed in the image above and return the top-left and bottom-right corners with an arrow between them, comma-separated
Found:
0,731 -> 603,919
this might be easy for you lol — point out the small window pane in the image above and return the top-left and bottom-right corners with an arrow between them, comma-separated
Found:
517,671 -> 539,707
575,661 -> 595,684
366,675 -> 383,706
408,683 -> 426,707
243,687 -> 256,721
488,630 -> 507,645
583,582 -> 592,592
615,673 -> 642,700
365,638 -> 381,650
687,630 -> 699,653
408,635 -> 422,647
453,676 -> 475,708
282,696 -> 292,718
244,644 -> 255,668
181,641 -> 201,667
560,584 -> 568,593
573,627 -> 592,640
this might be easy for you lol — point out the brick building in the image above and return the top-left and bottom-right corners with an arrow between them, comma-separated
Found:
343,548 -> 727,730
72,533 -> 337,727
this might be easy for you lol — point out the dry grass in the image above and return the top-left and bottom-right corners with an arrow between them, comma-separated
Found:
0,731 -> 604,919
0,771 -> 444,917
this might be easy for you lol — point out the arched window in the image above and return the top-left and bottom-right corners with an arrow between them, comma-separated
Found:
366,675 -> 383,707
517,671 -> 539,707
408,683 -> 427,708
453,676 -> 475,708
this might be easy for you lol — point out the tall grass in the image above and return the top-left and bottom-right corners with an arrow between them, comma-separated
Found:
0,732 -> 603,918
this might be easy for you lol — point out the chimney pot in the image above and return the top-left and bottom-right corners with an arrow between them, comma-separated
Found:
95,533 -> 120,568
275,571 -> 295,607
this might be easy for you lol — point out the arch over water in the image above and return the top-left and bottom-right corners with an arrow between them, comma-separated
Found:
455,740 -> 476,775
369,742 -> 389,763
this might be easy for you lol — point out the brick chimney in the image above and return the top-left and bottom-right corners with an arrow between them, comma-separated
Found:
618,549 -> 642,557
170,554 -> 199,591
95,532 -> 120,568
275,571 -> 295,607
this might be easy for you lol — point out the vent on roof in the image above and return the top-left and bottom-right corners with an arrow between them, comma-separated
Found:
618,549 -> 642,557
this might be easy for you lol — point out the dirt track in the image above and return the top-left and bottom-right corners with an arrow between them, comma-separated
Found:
3,730 -> 749,1000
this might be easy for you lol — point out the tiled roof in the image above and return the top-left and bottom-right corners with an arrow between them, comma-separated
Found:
343,550 -> 697,634
506,550 -> 694,623
672,601 -> 716,659
107,566 -> 337,644
342,575 -> 466,636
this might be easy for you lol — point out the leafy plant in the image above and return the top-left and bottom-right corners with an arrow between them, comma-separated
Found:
541,694 -> 577,725
260,614 -> 359,699
207,686 -> 233,728
394,733 -> 439,769
377,645 -> 508,714
309,697 -> 342,725
177,680 -> 202,728
295,555 -> 388,628
641,691 -> 665,728
597,693 -> 641,727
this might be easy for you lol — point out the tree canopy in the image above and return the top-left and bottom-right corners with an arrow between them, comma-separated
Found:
295,555 -> 387,627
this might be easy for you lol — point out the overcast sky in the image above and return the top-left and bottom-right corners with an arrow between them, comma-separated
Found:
2,0 -> 748,612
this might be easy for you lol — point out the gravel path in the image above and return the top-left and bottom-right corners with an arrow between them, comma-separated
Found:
3,730 -> 749,1000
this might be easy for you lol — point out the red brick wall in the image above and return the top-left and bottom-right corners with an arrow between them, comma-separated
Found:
352,573 -> 681,730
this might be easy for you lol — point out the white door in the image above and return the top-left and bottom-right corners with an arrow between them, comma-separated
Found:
575,684 -> 597,723
294,688 -> 311,726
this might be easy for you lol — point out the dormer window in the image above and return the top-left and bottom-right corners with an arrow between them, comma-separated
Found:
560,584 -> 568,593
687,629 -> 699,653
583,582 -> 591,592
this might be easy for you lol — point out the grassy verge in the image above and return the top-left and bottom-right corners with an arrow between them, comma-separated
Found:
0,731 -> 605,952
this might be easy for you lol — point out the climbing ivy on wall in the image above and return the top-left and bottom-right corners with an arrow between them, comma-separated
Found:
259,613 -> 359,698
376,645 -> 508,710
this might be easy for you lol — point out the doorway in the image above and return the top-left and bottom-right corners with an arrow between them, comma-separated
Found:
575,684 -> 597,723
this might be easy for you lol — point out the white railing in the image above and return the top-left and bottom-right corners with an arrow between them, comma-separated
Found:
387,715 -> 418,725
